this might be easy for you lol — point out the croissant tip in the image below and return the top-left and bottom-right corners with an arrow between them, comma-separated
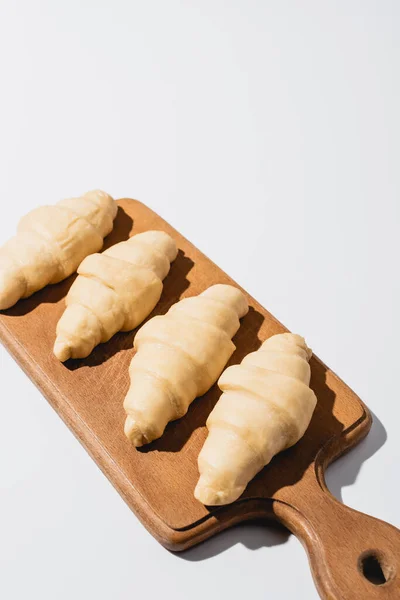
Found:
194,479 -> 240,506
0,278 -> 22,311
53,339 -> 72,362
124,416 -> 149,447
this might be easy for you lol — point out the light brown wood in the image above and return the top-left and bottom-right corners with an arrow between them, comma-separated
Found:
0,199 -> 399,599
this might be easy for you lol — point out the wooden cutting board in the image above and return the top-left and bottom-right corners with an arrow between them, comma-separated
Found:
1,199 -> 399,600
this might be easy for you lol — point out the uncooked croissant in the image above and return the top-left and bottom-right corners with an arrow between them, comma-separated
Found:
54,230 -> 178,362
0,190 -> 117,310
124,284 -> 249,446
195,333 -> 317,505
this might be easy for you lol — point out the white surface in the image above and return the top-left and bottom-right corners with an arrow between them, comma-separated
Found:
0,1 -> 399,598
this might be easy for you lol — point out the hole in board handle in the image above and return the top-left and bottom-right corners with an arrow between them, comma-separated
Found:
358,550 -> 395,586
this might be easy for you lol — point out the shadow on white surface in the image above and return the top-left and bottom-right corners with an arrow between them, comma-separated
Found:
178,520 -> 290,561
325,409 -> 387,503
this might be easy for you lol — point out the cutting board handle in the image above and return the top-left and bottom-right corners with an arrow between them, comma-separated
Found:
274,486 -> 400,599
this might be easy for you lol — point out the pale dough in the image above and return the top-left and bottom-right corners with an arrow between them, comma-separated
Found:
54,230 -> 178,361
195,333 -> 317,505
0,190 -> 117,310
124,284 -> 249,446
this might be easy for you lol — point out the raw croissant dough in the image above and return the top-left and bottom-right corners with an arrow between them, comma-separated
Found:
195,333 -> 317,505
124,284 -> 249,446
0,190 -> 116,310
54,230 -> 178,361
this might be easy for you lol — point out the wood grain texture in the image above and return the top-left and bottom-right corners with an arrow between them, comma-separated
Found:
1,199 -> 399,599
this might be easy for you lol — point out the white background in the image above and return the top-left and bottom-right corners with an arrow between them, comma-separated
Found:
1,1 -> 399,598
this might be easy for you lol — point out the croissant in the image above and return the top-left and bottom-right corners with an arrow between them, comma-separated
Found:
54,230 -> 178,362
195,333 -> 317,505
0,190 -> 117,310
124,284 -> 249,446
